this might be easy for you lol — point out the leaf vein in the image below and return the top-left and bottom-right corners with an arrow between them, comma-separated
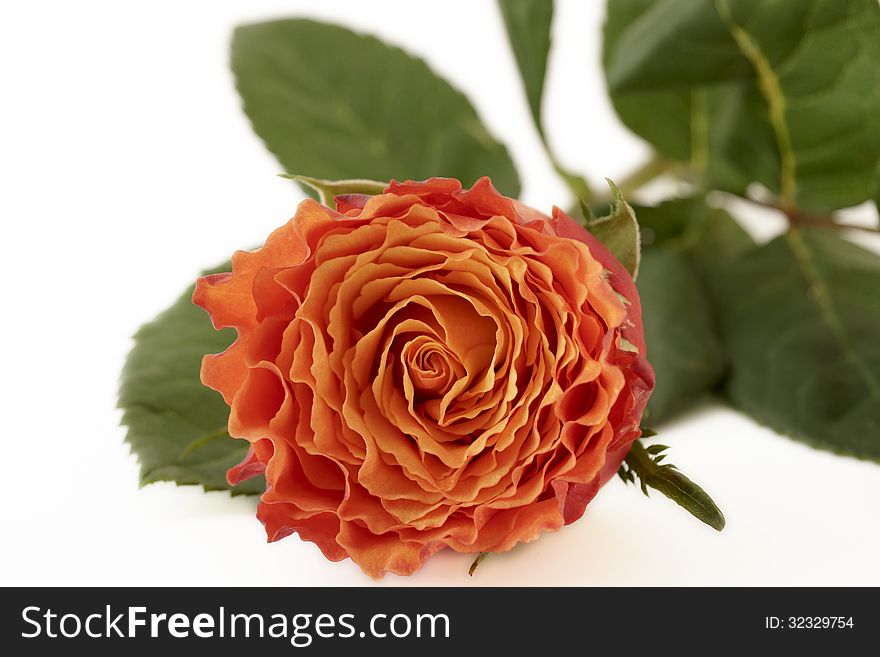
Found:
785,229 -> 880,399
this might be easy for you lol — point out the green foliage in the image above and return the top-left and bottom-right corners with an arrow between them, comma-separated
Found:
605,0 -> 880,211
119,263 -> 262,495
638,248 -> 725,423
232,19 -> 521,197
707,229 -> 880,461
498,0 -> 593,202
279,174 -> 386,205
585,180 -> 641,278
635,197 -> 755,266
498,0 -> 553,128
635,197 -> 754,422
619,439 -> 726,531
605,1 -> 880,460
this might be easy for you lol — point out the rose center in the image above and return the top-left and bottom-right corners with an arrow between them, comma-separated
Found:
403,337 -> 463,397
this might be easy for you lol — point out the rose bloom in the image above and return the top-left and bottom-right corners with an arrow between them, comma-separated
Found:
194,177 -> 654,578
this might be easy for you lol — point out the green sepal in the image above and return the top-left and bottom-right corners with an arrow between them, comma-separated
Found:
619,437 -> 726,532
584,180 -> 641,278
280,174 -> 387,206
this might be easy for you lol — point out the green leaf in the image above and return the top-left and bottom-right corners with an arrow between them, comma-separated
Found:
232,19 -> 520,197
585,180 -> 640,278
638,248 -> 726,423
635,197 -> 754,423
620,440 -> 725,531
603,0 -> 771,196
636,196 -> 755,267
604,0 -> 880,212
498,0 -> 553,128
119,263 -> 261,495
497,0 -> 593,202
708,228 -> 880,460
279,174 -> 386,205
605,0 -> 747,90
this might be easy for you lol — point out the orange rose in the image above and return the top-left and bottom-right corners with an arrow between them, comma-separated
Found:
194,177 -> 654,578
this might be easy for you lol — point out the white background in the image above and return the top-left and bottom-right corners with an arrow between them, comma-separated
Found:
2,0 -> 879,586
